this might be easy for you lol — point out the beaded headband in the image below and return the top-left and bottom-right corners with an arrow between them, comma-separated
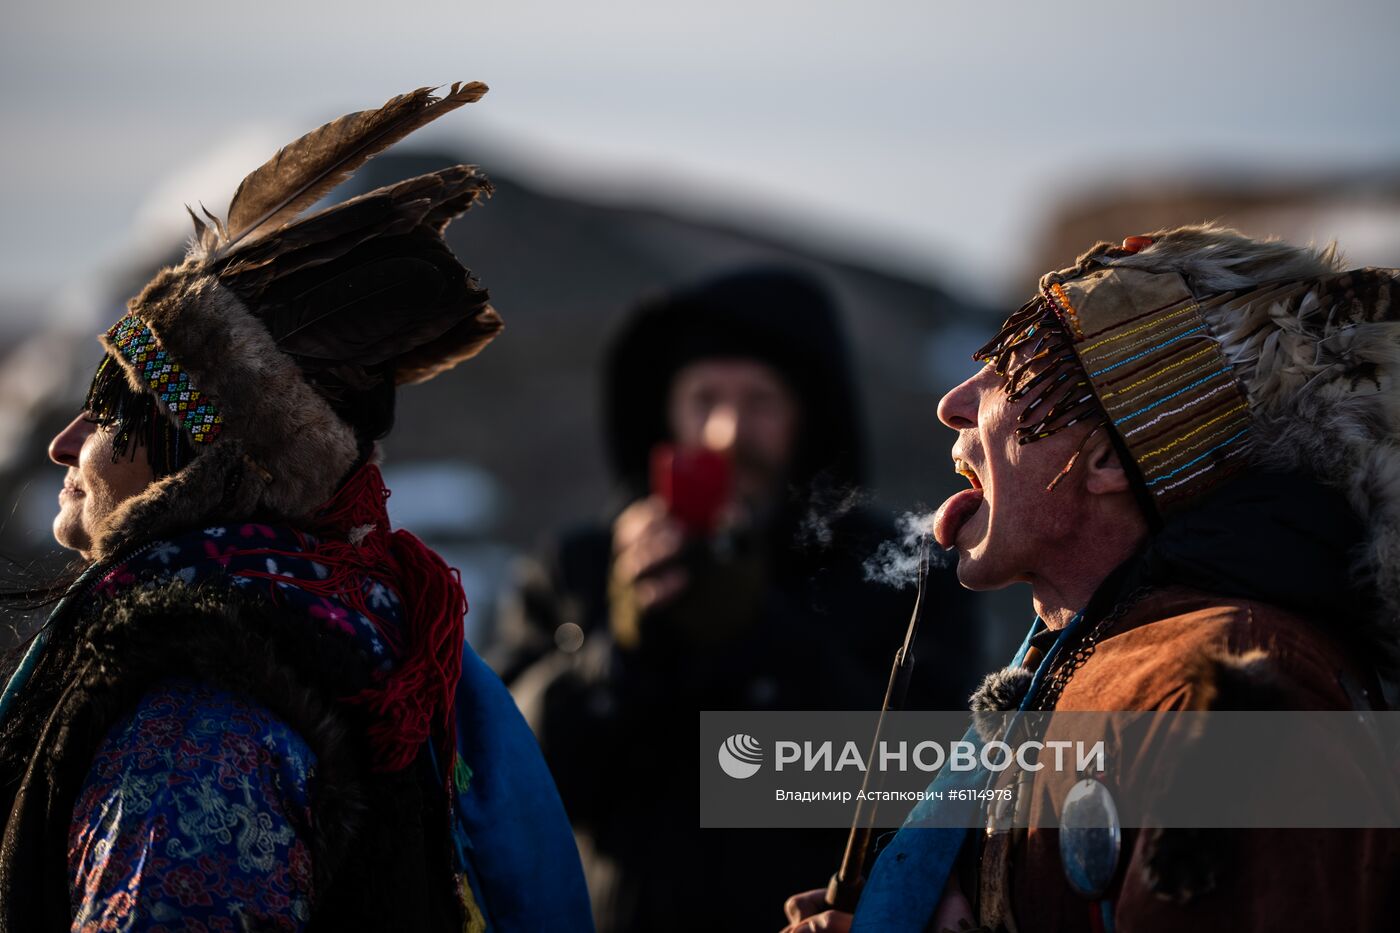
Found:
105,313 -> 224,445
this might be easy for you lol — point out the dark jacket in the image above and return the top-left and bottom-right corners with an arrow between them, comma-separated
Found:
494,268 -> 980,932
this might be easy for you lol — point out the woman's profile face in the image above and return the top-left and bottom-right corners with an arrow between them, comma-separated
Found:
47,412 -> 156,559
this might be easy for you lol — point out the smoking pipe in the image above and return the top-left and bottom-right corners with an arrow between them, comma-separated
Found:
825,536 -> 932,912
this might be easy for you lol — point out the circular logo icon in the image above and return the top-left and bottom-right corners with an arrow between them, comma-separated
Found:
718,733 -> 763,779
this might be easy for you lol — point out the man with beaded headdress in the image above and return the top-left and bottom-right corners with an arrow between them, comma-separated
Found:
781,225 -> 1400,932
0,85 -> 592,930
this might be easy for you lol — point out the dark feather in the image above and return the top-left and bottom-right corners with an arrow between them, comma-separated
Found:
394,305 -> 504,385
217,197 -> 422,287
200,83 -> 501,390
424,186 -> 490,234
200,203 -> 228,243
278,254 -> 451,357
219,81 -> 487,254
185,205 -> 215,253
215,167 -> 490,298
232,229 -> 491,374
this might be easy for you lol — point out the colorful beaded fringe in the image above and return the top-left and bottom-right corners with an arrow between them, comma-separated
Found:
106,314 -> 224,444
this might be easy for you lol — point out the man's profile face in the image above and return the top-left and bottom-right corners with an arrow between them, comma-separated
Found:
667,357 -> 800,511
48,412 -> 156,559
934,359 -> 1094,591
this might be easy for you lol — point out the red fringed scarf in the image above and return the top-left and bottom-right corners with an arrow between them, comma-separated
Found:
265,461 -> 466,773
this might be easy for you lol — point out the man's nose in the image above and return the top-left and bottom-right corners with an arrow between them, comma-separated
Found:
936,369 -> 985,431
49,414 -> 94,468
701,405 -> 739,453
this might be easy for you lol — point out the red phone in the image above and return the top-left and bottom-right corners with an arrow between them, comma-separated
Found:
649,444 -> 733,536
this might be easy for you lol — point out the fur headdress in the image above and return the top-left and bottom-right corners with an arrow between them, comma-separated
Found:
976,223 -> 1400,655
85,83 -> 503,561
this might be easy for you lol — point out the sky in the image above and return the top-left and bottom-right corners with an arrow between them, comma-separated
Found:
2,0 -> 1399,317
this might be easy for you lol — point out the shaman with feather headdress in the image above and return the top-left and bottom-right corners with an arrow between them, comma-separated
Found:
781,225 -> 1400,933
0,84 -> 591,932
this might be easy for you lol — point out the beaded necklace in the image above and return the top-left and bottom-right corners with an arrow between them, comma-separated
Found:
1028,586 -> 1153,711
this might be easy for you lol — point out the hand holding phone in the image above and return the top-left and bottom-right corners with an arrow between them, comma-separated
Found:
648,443 -> 733,537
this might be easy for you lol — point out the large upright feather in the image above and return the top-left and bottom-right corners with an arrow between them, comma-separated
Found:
218,81 -> 487,255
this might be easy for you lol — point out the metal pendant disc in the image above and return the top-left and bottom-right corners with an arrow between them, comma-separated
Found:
1059,777 -> 1122,899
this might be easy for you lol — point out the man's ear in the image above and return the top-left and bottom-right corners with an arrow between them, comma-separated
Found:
1083,433 -> 1131,495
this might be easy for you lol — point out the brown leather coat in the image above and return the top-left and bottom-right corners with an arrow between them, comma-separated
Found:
982,586 -> 1400,932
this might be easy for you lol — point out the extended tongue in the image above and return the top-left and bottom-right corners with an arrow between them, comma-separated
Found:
933,488 -> 984,549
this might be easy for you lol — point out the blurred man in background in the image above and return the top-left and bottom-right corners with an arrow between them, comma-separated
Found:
492,267 -> 979,932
